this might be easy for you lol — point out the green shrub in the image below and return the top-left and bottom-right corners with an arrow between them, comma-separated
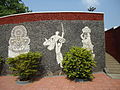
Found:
0,57 -> 4,64
62,46 -> 96,81
0,57 -> 4,75
6,52 -> 43,81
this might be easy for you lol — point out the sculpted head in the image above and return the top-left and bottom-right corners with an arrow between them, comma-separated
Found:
55,31 -> 60,35
82,26 -> 91,33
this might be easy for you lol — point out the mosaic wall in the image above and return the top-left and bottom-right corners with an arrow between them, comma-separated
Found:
0,12 -> 105,75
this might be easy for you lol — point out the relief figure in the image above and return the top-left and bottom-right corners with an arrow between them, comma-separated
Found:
81,26 -> 95,58
8,25 -> 30,57
43,23 -> 66,68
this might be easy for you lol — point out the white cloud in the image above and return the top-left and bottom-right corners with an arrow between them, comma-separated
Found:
82,0 -> 100,7
105,28 -> 108,31
113,26 -> 119,29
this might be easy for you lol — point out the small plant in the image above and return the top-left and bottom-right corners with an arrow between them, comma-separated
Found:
0,57 -> 4,64
62,46 -> 96,81
0,57 -> 4,75
6,52 -> 43,81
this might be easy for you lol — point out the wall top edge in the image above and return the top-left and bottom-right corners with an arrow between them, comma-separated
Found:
0,11 -> 104,18
0,11 -> 104,25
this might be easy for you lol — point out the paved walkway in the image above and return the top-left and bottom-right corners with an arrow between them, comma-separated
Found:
105,53 -> 120,79
0,72 -> 120,90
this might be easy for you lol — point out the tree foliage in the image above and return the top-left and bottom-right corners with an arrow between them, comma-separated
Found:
88,6 -> 96,12
0,0 -> 31,17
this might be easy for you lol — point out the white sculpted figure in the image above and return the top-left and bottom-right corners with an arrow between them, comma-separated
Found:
81,26 -> 95,58
8,25 -> 30,57
43,23 -> 66,68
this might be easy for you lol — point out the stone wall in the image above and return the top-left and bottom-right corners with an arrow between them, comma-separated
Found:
0,12 -> 105,76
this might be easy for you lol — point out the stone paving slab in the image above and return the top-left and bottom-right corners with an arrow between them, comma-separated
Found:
0,72 -> 120,90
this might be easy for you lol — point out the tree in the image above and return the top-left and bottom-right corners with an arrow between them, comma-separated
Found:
88,6 -> 96,12
0,0 -> 31,17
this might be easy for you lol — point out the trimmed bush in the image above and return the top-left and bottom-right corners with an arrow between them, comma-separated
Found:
0,57 -> 4,64
0,57 -> 4,75
6,52 -> 43,81
62,46 -> 96,81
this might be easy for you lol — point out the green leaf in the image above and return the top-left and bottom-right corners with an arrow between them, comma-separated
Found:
62,46 -> 96,81
6,52 -> 43,80
0,0 -> 31,17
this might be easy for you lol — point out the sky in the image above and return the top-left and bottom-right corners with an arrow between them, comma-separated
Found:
22,0 -> 120,30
